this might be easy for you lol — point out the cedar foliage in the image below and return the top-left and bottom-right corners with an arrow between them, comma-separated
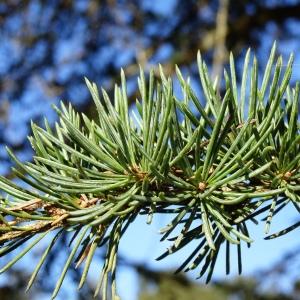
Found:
0,43 -> 299,299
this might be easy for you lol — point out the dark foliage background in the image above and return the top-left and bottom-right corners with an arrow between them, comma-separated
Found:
1,1 -> 300,299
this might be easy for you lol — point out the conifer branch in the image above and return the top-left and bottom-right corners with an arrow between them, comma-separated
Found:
0,43 -> 299,299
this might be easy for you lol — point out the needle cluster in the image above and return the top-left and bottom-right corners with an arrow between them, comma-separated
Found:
0,43 -> 299,299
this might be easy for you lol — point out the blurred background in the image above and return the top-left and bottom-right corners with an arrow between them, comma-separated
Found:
1,0 -> 300,299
